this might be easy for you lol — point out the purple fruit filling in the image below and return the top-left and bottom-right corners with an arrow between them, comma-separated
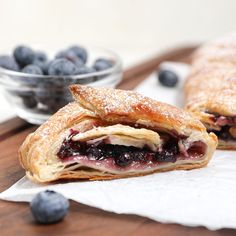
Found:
57,133 -> 206,168
208,113 -> 236,141
213,126 -> 235,141
57,139 -> 178,167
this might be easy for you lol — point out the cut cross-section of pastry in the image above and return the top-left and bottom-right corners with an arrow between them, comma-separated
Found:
184,33 -> 236,149
19,85 -> 217,182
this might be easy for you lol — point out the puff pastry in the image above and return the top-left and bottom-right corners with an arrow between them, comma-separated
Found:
19,85 -> 217,182
184,33 -> 236,149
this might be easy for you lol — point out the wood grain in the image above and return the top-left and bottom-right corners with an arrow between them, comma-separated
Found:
0,117 -> 31,142
0,46 -> 235,236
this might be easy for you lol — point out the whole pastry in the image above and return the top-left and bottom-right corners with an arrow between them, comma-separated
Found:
19,85 -> 217,182
184,33 -> 236,149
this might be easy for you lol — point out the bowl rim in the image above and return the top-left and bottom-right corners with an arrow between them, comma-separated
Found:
0,46 -> 122,81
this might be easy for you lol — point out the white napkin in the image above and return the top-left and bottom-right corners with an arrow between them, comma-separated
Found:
1,62 -> 235,230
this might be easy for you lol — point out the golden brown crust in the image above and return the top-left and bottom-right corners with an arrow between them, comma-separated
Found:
217,140 -> 236,150
70,85 -> 206,135
25,156 -> 211,183
184,33 -> 236,149
19,86 -> 217,183
185,66 -> 236,116
19,102 -> 97,181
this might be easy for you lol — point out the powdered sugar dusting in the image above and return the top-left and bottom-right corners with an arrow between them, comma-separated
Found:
71,85 -> 205,135
185,33 -> 236,116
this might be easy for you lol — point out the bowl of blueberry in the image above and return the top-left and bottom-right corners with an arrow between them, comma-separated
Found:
0,45 -> 122,124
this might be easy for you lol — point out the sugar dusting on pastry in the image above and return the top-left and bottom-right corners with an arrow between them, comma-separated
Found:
185,33 -> 236,116
70,85 -> 206,135
19,85 -> 218,182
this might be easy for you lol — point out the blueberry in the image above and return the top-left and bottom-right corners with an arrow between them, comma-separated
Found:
158,70 -> 178,87
35,85 -> 68,113
40,60 -> 53,75
93,58 -> 113,71
155,143 -> 178,163
87,146 -> 105,160
30,190 -> 69,224
68,45 -> 88,63
55,50 -> 83,68
34,51 -> 47,62
22,65 -> 43,75
35,86 -> 54,105
48,93 -> 71,113
77,66 -> 96,75
13,45 -> 35,67
58,140 -> 79,158
32,60 -> 48,74
0,55 -> 19,71
48,59 -> 79,76
22,96 -> 37,108
10,90 -> 34,98
115,152 -> 133,167
32,51 -> 48,73
132,151 -> 147,162
58,139 -> 87,159
10,90 -> 37,108
155,150 -> 177,163
75,66 -> 96,84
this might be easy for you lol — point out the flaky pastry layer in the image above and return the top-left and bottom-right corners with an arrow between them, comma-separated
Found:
184,33 -> 236,149
19,86 -> 217,182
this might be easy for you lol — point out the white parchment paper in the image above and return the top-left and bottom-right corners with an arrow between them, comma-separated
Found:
1,62 -> 236,230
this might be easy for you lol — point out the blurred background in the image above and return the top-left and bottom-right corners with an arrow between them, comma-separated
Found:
1,0 -> 236,121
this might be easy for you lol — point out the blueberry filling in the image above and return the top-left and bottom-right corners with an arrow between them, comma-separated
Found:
207,113 -> 236,141
57,134 -> 205,168
58,140 -> 158,167
213,126 -> 235,141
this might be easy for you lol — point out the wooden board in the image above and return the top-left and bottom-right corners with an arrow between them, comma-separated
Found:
0,46 -> 235,236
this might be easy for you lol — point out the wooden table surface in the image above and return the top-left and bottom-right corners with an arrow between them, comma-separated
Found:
1,46 -> 235,236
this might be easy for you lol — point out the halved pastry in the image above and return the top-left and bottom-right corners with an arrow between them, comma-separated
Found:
19,85 -> 217,182
184,33 -> 236,149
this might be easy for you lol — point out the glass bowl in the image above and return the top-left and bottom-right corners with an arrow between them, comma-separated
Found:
0,47 -> 122,124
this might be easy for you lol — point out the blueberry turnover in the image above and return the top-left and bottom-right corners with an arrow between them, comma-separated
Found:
19,85 -> 217,182
184,33 -> 236,149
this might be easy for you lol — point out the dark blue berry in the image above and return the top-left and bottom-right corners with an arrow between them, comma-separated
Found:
115,152 -> 133,167
41,61 -> 53,75
50,90 -> 71,112
10,90 -> 37,108
32,60 -> 48,74
35,83 -> 68,113
55,50 -> 83,68
54,96 -> 70,108
155,150 -> 177,163
32,51 -> 47,73
30,190 -> 69,224
0,55 -> 19,71
87,146 -> 105,160
22,96 -> 37,108
13,46 -> 35,67
132,151 -> 148,162
158,70 -> 178,87
93,58 -> 113,71
48,58 -> 79,76
10,90 -> 34,98
68,46 -> 88,63
34,51 -> 47,62
58,139 -> 82,158
35,86 -> 53,105
35,89 -> 51,102
22,65 -> 43,75
155,143 -> 178,163
75,66 -> 96,84
77,66 -> 96,75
